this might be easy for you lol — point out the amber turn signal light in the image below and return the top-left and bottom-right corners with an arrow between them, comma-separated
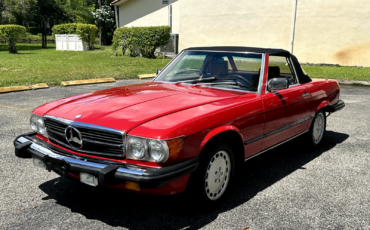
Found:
126,181 -> 140,191
166,137 -> 185,161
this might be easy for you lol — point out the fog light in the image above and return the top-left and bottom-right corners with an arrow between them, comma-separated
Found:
126,181 -> 140,191
33,158 -> 46,170
80,173 -> 98,187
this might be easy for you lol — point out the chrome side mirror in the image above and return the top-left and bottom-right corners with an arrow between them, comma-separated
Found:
157,69 -> 162,75
267,78 -> 289,91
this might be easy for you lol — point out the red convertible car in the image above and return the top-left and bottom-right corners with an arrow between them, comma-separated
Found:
14,47 -> 345,203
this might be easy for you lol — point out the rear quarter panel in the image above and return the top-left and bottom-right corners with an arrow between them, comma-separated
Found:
305,79 -> 340,115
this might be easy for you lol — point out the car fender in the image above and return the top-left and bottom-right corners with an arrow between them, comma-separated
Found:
199,125 -> 243,153
316,100 -> 331,113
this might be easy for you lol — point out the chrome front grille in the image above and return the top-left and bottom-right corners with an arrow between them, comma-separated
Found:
44,116 -> 125,158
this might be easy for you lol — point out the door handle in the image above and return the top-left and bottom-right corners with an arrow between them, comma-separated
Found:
302,92 -> 310,99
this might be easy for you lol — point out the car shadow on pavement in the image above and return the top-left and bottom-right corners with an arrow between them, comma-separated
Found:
38,130 -> 349,229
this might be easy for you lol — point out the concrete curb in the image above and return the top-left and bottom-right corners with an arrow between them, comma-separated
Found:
312,78 -> 370,87
0,84 -> 49,94
30,83 -> 49,89
138,73 -> 156,79
337,80 -> 370,86
61,78 -> 115,86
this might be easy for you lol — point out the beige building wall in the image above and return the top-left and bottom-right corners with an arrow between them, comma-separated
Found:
116,0 -> 179,34
179,0 -> 370,66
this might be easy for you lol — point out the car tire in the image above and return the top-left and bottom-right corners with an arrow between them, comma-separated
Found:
307,110 -> 327,148
186,144 -> 235,206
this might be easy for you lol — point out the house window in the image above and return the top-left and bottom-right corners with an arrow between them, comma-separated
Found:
162,0 -> 169,4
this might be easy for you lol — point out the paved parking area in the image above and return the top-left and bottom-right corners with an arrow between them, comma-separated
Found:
0,82 -> 369,229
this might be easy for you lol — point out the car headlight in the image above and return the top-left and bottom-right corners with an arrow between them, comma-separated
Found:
30,114 -> 48,138
126,136 -> 184,163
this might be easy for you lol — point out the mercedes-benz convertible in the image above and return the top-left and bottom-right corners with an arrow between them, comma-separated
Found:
14,47 -> 345,204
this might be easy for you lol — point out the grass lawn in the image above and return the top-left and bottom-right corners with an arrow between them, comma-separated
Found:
0,43 -> 171,87
0,43 -> 370,88
302,65 -> 370,81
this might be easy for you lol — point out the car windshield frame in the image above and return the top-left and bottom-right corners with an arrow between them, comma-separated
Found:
153,50 -> 266,94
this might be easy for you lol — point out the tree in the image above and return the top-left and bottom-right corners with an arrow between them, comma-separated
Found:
92,5 -> 115,45
0,0 -> 36,26
62,0 -> 95,24
0,24 -> 26,53
0,0 -> 4,24
33,0 -> 69,48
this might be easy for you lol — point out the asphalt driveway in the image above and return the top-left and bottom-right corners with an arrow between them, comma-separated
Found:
0,81 -> 369,229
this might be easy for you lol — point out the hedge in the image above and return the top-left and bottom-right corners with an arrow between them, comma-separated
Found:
27,27 -> 52,35
52,23 -> 79,35
52,23 -> 98,50
0,25 -> 26,53
112,26 -> 171,58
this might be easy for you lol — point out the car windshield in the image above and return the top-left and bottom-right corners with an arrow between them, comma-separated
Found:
154,51 -> 263,92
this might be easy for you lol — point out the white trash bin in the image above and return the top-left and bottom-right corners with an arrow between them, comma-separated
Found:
55,34 -> 89,51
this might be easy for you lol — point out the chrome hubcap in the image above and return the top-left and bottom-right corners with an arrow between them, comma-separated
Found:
313,113 -> 325,144
205,150 -> 231,201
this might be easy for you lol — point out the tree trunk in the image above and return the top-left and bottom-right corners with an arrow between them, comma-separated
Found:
42,21 -> 47,48
99,0 -> 102,46
8,39 -> 17,53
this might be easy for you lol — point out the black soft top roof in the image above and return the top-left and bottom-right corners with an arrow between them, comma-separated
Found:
183,46 -> 312,84
184,46 -> 291,56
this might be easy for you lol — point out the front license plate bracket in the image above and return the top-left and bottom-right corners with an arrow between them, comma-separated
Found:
42,155 -> 70,177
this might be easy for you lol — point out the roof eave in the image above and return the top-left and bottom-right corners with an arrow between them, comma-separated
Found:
110,0 -> 130,6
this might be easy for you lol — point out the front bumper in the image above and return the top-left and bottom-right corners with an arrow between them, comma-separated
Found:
14,133 -> 198,189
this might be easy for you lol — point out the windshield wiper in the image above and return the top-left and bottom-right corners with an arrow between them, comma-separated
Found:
173,69 -> 200,76
194,81 -> 253,90
175,77 -> 217,85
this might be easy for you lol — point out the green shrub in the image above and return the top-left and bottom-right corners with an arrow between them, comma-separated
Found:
112,27 -> 130,56
0,25 -> 26,53
76,24 -> 98,50
27,27 -> 52,35
52,23 -> 79,35
112,26 -> 171,58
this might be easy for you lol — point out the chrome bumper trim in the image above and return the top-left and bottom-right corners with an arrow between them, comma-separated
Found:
28,142 -> 145,176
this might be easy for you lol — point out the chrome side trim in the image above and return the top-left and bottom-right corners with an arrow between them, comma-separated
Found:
29,143 -> 145,175
244,115 -> 314,145
244,130 -> 309,162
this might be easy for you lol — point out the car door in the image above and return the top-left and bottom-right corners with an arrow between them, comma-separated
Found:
261,55 -> 311,150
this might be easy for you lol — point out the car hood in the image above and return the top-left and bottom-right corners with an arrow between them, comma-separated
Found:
35,82 -> 241,132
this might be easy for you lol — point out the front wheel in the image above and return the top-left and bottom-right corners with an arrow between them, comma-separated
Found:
187,144 -> 235,205
205,149 -> 232,200
307,110 -> 326,148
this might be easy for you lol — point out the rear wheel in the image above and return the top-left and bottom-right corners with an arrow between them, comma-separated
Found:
187,144 -> 235,205
307,110 -> 326,148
